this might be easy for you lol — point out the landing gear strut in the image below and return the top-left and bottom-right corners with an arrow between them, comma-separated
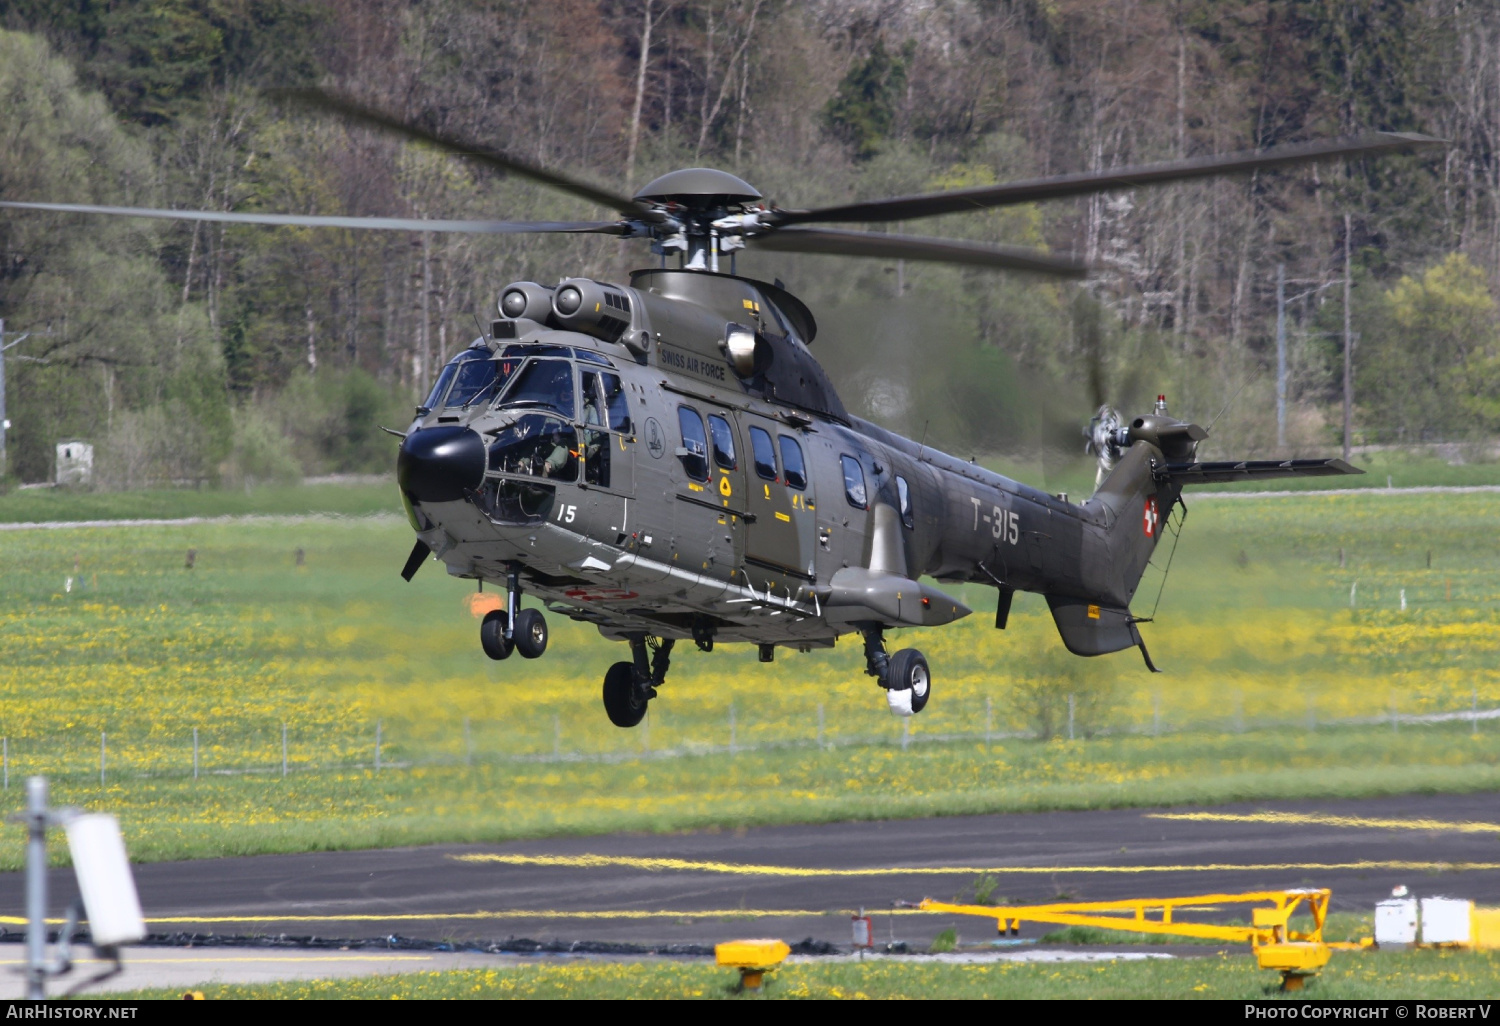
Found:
479,566 -> 548,661
858,623 -> 931,717
603,634 -> 674,728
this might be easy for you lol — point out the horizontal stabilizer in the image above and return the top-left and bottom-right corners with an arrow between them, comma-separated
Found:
1164,458 -> 1360,486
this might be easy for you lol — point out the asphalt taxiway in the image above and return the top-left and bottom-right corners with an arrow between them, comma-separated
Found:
2,791 -> 1496,956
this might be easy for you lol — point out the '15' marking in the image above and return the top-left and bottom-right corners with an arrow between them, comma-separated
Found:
556,503 -> 578,524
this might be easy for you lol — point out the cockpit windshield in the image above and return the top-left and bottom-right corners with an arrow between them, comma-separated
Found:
497,359 -> 575,420
424,347 -> 511,410
447,354 -> 509,408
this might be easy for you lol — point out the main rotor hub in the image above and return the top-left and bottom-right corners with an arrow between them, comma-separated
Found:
633,168 -> 761,205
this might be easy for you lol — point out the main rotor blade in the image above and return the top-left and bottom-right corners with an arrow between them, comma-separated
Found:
273,88 -> 649,219
752,226 -> 1088,277
775,132 -> 1445,226
0,200 -> 627,235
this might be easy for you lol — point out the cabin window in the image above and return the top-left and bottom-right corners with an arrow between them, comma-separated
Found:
501,359 -> 575,420
749,426 -> 778,481
487,413 -> 578,482
896,475 -> 914,529
676,406 -> 710,481
708,415 -> 737,470
841,454 -> 867,509
779,436 -> 807,490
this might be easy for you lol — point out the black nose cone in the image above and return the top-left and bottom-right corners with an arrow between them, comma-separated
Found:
397,425 -> 486,503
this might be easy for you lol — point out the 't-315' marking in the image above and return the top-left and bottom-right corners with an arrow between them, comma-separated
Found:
971,498 -> 1020,544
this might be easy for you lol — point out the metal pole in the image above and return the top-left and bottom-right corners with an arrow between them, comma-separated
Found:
100,731 -> 106,787
817,703 -> 825,749
1342,214 -> 1354,463
1067,694 -> 1075,741
375,721 -> 382,771
729,703 -> 736,754
1276,264 -> 1287,449
281,723 -> 288,777
3,736 -> 8,789
0,317 -> 7,480
193,727 -> 198,780
25,775 -> 47,999
985,696 -> 993,744
552,714 -> 560,760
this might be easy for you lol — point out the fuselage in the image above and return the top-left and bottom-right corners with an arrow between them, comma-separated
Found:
398,269 -> 1164,649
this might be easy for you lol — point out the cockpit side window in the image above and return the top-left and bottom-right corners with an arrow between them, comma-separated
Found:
600,372 -> 630,431
896,475 -> 914,529
422,364 -> 459,411
500,359 -> 575,420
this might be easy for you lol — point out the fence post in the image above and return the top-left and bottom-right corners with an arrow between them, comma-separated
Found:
817,703 -> 825,749
464,717 -> 473,767
642,710 -> 651,755
3,737 -> 7,790
729,703 -> 737,754
99,731 -> 106,787
901,718 -> 910,751
1067,694 -> 1075,741
281,722 -> 288,777
985,696 -> 993,745
553,714 -> 561,760
375,721 -> 382,772
192,727 -> 198,780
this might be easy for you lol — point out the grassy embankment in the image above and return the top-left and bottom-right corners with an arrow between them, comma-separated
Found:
117,949 -> 1500,1000
0,478 -> 1497,867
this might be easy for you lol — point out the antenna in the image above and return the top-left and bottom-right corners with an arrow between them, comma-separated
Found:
1206,379 -> 1251,435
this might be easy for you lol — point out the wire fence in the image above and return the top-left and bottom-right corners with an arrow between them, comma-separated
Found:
0,690 -> 1494,787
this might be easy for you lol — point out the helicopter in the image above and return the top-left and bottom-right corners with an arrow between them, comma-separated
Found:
0,91 -> 1441,727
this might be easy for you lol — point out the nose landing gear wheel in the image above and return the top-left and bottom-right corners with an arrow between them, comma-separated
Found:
885,648 -> 931,716
602,661 -> 648,728
513,608 -> 548,659
480,610 -> 513,660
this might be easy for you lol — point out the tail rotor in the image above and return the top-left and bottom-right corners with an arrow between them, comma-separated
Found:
1085,405 -> 1127,489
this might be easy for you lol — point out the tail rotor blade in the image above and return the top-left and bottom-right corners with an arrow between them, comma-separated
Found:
400,539 -> 432,582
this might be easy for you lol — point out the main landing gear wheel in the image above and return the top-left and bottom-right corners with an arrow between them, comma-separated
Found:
514,608 -> 548,659
480,610 -> 513,660
602,661 -> 648,728
885,648 -> 931,716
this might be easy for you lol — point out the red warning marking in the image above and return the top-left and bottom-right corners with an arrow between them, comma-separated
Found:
564,588 -> 640,603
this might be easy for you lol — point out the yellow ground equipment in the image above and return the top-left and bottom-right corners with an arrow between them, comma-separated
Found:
715,938 -> 790,991
919,888 -> 1345,990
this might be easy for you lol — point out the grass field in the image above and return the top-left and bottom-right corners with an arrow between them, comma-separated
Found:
0,485 -> 1498,868
0,480 -> 397,522
116,949 -> 1500,1000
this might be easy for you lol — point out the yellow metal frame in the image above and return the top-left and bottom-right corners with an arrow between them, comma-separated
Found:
919,888 -> 1335,983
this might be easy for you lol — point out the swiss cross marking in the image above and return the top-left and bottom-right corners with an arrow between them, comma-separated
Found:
1143,496 -> 1159,538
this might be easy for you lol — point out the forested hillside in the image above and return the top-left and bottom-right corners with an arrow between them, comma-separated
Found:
1,0 -> 1498,487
